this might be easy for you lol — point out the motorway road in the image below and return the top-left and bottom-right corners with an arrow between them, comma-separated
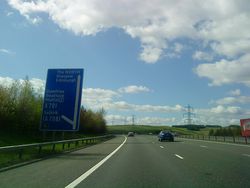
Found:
0,135 -> 250,188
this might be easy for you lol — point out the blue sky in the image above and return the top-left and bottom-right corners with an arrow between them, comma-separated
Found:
1,0 -> 250,126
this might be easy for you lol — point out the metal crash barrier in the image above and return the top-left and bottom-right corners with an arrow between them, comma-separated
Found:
179,135 -> 249,144
0,134 -> 114,169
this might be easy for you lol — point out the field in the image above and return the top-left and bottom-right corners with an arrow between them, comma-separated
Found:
107,125 -> 211,135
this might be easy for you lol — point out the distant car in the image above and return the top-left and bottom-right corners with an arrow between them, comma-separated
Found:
128,132 -> 135,137
158,131 -> 174,142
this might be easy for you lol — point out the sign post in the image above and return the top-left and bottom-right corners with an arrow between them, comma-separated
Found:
240,118 -> 250,144
40,69 -> 84,131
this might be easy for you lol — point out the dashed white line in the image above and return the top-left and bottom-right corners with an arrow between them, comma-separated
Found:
160,146 -> 164,149
200,145 -> 208,148
242,154 -> 250,157
65,136 -> 127,188
175,154 -> 184,160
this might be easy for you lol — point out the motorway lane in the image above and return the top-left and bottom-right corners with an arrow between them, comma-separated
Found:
157,137 -> 250,188
76,135 -> 186,188
0,136 -> 125,188
76,135 -> 250,188
0,135 -> 249,188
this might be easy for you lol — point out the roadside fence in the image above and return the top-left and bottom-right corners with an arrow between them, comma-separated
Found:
179,135 -> 249,145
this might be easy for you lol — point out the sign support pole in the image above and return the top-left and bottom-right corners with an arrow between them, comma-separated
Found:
52,131 -> 56,141
62,131 -> 65,140
43,131 -> 46,141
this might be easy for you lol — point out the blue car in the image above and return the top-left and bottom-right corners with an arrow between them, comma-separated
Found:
158,131 -> 174,142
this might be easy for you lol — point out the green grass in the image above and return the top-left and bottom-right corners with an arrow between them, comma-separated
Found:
107,125 -> 166,134
0,131 -> 106,147
0,141 -> 87,169
0,131 -> 113,169
0,132 -> 42,147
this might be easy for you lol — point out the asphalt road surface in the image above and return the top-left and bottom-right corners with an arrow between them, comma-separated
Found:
0,135 -> 250,188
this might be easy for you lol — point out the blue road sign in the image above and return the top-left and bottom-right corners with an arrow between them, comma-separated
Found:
40,69 -> 84,131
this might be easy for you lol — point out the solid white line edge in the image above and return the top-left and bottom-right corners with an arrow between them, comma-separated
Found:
175,154 -> 184,159
65,136 -> 127,188
200,145 -> 208,148
242,154 -> 250,157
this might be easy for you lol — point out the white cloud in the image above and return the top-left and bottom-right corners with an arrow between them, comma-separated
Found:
0,77 -> 15,87
8,0 -> 250,63
138,117 -> 176,125
0,77 -> 45,94
229,118 -> 240,125
6,12 -> 14,16
29,78 -> 45,94
139,46 -> 163,63
83,88 -> 119,102
105,114 -> 134,125
195,54 -> 250,87
192,51 -> 213,61
83,88 -> 120,109
86,96 -> 184,113
173,43 -> 183,53
196,104 -> 250,126
210,105 -> 242,114
198,105 -> 246,119
197,116 -> 241,126
229,89 -> 241,96
0,48 -> 15,55
215,96 -> 250,105
105,114 -> 124,122
164,43 -> 184,58
135,104 -> 184,113
118,85 -> 151,94
198,13 -> 250,58
82,86 -> 183,113
105,114 -> 176,125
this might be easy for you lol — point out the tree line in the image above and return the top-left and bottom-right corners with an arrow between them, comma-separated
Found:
209,126 -> 241,137
172,125 -> 221,131
0,78 -> 106,135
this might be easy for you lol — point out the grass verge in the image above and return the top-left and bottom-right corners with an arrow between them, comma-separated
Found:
0,135 -> 113,169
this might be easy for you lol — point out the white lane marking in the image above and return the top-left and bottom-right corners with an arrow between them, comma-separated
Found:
242,154 -> 250,157
175,154 -> 184,160
179,138 -> 250,148
160,146 -> 164,149
65,136 -> 127,188
200,145 -> 208,148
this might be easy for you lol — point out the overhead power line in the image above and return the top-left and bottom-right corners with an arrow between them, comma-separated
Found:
183,104 -> 195,125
